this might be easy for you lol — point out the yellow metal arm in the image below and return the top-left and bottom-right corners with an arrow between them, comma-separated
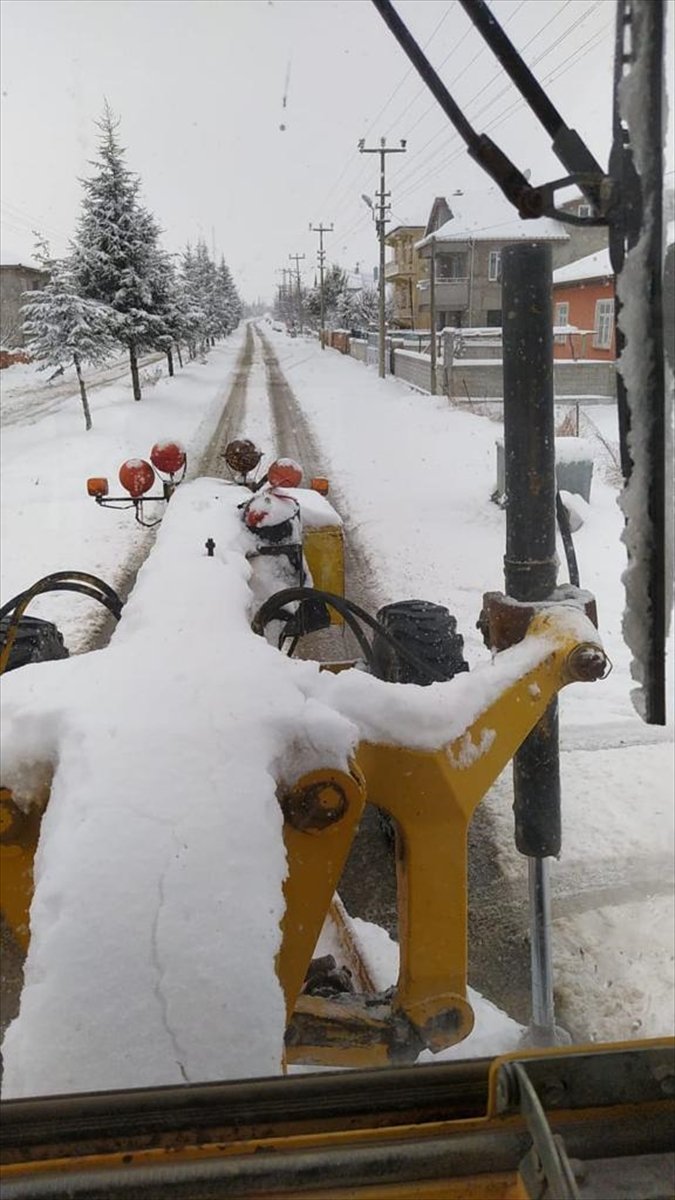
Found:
282,608 -> 609,1065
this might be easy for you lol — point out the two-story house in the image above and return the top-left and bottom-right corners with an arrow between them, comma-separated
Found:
552,248 -> 615,360
383,223 -> 429,329
0,258 -> 49,349
415,191 -> 568,330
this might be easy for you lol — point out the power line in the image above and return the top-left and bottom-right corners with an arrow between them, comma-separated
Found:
327,6 -> 611,260
392,10 -> 611,207
314,3 -> 458,224
324,0 -> 564,242
365,1 -> 456,140
391,0 -> 601,196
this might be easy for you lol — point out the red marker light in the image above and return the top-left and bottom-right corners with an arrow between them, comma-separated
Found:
118,459 -> 155,498
150,440 -> 186,476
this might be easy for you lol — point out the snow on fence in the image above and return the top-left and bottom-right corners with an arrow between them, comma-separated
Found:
392,348 -> 432,392
343,329 -> 615,401
448,359 -> 615,401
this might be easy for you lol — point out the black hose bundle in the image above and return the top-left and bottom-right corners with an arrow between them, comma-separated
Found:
252,587 -> 464,685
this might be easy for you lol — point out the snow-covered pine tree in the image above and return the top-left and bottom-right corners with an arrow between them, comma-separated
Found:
193,241 -> 221,348
71,104 -> 165,401
336,288 -> 356,330
180,243 -> 208,358
305,263 -> 348,329
147,248 -> 185,376
351,286 -> 381,328
216,257 -> 242,335
22,241 -> 115,431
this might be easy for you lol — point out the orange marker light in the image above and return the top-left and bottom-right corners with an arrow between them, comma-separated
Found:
268,458 -> 303,488
87,477 -> 109,498
310,477 -> 329,496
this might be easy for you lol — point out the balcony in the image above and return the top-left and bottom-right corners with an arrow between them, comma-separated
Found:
385,260 -> 411,281
417,278 -> 469,310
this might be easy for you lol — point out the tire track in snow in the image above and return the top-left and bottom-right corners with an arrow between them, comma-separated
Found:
199,324 -> 255,477
253,324 -> 399,939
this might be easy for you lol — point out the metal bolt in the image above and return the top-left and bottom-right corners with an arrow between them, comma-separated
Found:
653,1064 -> 675,1096
567,644 -> 610,682
540,1077 -> 567,1107
282,781 -> 348,832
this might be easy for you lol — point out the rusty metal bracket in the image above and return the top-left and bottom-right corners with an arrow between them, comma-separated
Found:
478,587 -> 598,653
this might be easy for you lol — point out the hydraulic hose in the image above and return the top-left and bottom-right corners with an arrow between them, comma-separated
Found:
252,586 -> 455,684
0,573 -> 123,675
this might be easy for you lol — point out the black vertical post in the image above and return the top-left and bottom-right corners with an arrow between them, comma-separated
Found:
502,241 -> 561,861
502,242 -> 562,1045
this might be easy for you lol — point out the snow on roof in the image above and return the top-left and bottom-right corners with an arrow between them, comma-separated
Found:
386,221 -> 425,237
553,247 -> 613,285
0,255 -> 44,272
416,189 -> 568,248
345,269 -> 375,291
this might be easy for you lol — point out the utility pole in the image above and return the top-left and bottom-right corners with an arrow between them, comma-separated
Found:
429,236 -> 437,395
309,223 -> 333,349
358,136 -> 406,378
289,252 -> 306,333
275,267 -> 292,324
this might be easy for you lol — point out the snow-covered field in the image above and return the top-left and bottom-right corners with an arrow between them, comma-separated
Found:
0,324 -> 672,1096
0,333 -> 246,653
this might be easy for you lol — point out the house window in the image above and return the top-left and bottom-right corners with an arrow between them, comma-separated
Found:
578,203 -> 592,218
486,309 -> 502,327
438,253 -> 468,280
554,301 -> 569,342
593,298 -> 614,349
488,250 -> 502,282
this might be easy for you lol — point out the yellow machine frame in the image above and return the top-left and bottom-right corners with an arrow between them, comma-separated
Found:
1,604 -> 610,1068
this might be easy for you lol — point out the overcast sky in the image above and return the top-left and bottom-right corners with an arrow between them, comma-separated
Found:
1,0 -> 673,302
